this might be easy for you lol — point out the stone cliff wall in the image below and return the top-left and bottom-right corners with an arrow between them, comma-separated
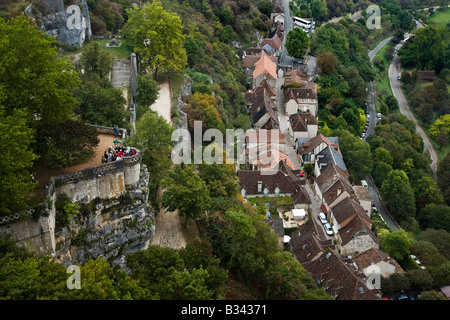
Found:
55,164 -> 154,269
26,0 -> 92,47
0,147 -> 154,269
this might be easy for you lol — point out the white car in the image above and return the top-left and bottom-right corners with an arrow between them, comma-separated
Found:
324,223 -> 334,236
318,212 -> 327,225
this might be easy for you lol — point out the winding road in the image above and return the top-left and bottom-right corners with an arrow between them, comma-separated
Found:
389,51 -> 438,178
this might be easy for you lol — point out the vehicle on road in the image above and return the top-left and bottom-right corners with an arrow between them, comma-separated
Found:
318,212 -> 327,224
361,180 -> 368,188
324,223 -> 334,236
397,75 -> 401,80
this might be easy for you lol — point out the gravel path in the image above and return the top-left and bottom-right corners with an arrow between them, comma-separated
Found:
150,82 -> 172,125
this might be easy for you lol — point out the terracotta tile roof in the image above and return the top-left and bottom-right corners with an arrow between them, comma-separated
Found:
290,218 -> 333,263
299,134 -> 340,156
330,195 -> 368,229
260,34 -> 283,50
353,247 -> 405,274
243,50 -> 278,69
253,51 -> 278,80
292,186 -> 312,205
284,88 -> 317,104
302,249 -> 381,300
338,212 -> 378,247
237,161 -> 304,196
246,146 -> 295,170
289,113 -> 318,132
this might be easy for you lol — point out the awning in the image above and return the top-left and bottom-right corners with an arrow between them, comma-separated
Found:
321,204 -> 327,214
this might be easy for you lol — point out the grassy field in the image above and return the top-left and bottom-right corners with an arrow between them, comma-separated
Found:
92,39 -> 132,60
426,7 -> 450,27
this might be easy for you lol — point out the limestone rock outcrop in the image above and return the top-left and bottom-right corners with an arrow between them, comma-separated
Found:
26,0 -> 92,47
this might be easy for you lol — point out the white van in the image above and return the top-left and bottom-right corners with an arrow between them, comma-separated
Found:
361,180 -> 368,188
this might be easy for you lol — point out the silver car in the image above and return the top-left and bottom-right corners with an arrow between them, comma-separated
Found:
324,223 -> 334,236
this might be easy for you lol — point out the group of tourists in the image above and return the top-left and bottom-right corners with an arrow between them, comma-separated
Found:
102,145 -> 136,163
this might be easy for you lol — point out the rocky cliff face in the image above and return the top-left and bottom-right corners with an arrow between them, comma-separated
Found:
55,164 -> 155,269
26,0 -> 92,47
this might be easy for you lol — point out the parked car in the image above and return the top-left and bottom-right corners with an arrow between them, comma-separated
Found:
324,223 -> 334,236
318,212 -> 327,224
397,75 -> 401,80
361,180 -> 368,188
298,170 -> 304,177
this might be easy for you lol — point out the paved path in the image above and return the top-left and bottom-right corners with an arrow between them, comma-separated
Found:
150,82 -> 172,125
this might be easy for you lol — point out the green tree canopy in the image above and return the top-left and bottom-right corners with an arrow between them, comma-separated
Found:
399,25 -> 449,72
120,0 -> 187,76
0,16 -> 80,130
381,169 -> 416,223
129,110 -> 174,201
0,107 -> 37,216
79,42 -> 114,79
285,27 -> 310,59
161,165 -> 211,226
379,229 -> 412,262
75,80 -> 127,128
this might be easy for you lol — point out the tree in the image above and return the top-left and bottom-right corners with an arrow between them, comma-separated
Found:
135,74 -> 160,114
0,16 -> 80,130
381,170 -> 416,223
417,204 -> 450,232
379,229 -> 411,262
371,162 -> 393,188
120,0 -> 187,76
198,162 -> 239,199
310,0 -> 328,22
161,165 -> 211,227
285,28 -> 310,59
129,111 -> 174,201
385,95 -> 399,111
430,114 -> 450,139
413,175 -> 444,212
76,80 -> 127,128
398,25 -> 449,72
79,42 -> 114,79
40,119 -> 100,169
437,154 -> 450,205
374,147 -> 394,167
332,129 -> 373,180
0,107 -> 37,216
303,163 -> 314,177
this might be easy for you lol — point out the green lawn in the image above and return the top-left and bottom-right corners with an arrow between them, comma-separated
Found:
426,7 -> 450,27
92,39 -> 132,60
